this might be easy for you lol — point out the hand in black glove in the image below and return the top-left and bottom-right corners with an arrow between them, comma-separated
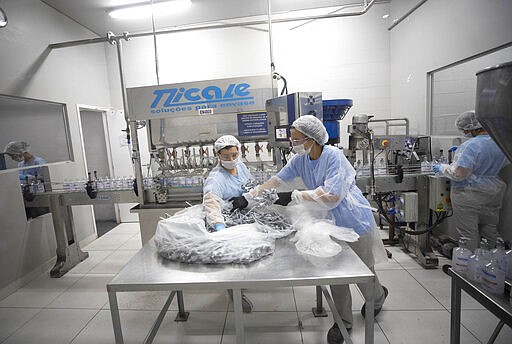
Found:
229,195 -> 249,213
274,192 -> 293,206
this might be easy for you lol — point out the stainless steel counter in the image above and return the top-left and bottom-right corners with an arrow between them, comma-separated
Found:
107,238 -> 375,344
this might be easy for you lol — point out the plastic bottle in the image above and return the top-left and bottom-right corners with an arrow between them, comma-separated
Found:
438,150 -> 447,164
491,238 -> 509,274
421,156 -> 431,173
467,239 -> 491,283
481,255 -> 506,295
505,248 -> 512,280
451,237 -> 473,276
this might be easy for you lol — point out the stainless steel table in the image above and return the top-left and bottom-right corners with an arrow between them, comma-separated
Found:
107,237 -> 375,344
444,265 -> 512,344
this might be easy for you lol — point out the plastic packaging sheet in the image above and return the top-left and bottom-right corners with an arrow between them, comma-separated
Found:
284,204 -> 359,257
154,200 -> 360,263
154,205 -> 277,264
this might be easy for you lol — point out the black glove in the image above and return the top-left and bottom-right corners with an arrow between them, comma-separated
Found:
274,192 -> 293,206
229,195 -> 249,212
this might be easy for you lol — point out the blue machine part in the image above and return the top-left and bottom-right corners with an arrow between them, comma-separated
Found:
322,99 -> 353,144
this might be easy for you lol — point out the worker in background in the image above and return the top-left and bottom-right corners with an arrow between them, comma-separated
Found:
433,110 -> 509,251
231,115 -> 388,344
3,141 -> 46,182
202,134 -> 254,313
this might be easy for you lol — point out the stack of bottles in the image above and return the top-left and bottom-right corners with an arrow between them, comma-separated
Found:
452,237 -> 511,295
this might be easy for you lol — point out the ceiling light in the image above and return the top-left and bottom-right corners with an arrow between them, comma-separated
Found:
108,0 -> 191,20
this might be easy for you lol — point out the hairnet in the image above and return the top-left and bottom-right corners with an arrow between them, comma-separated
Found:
455,111 -> 482,131
291,115 -> 329,145
4,141 -> 30,155
214,135 -> 240,153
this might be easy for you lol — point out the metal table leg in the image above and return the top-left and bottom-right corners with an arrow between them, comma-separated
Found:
450,275 -> 462,344
312,285 -> 328,317
321,286 -> 355,344
233,288 -> 245,344
175,290 -> 189,321
108,289 -> 124,344
363,278 -> 375,344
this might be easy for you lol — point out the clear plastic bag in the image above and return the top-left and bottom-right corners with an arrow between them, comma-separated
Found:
286,204 -> 359,257
153,205 -> 276,264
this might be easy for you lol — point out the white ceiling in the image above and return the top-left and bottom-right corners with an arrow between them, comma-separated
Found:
40,0 -> 378,37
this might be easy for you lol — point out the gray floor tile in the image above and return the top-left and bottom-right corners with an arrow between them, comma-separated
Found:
47,274 -> 114,309
0,273 -> 81,308
377,310 -> 480,344
461,309 -> 512,344
294,285 -> 364,313
407,268 -> 485,310
2,308 -> 97,344
299,311 -> 390,344
103,290 -> 176,311
83,233 -> 133,251
376,270 -> 444,310
154,311 -> 226,344
66,250 -> 111,274
87,249 -> 138,274
118,235 -> 142,250
0,308 -> 41,342
222,311 -> 302,344
235,287 -> 295,312
175,290 -> 230,312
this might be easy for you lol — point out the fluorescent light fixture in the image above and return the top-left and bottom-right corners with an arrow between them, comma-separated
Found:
109,0 -> 191,20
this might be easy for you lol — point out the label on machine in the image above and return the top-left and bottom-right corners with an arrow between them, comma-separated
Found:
127,75 -> 273,120
237,112 -> 268,137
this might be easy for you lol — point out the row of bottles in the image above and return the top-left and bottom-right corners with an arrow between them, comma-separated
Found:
354,158 -> 387,176
452,237 -> 511,295
62,176 -> 135,192
421,150 -> 448,173
20,175 -> 45,194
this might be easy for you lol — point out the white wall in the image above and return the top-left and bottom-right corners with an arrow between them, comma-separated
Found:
0,0 -> 112,294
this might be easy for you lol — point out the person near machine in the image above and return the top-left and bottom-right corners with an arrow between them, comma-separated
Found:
202,134 -> 254,313
231,115 -> 388,344
3,140 -> 46,181
433,110 -> 509,251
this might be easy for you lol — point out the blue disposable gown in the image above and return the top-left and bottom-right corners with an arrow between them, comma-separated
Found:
203,161 -> 251,226
18,156 -> 46,181
276,145 -> 374,236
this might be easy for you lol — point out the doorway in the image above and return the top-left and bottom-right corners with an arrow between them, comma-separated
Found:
79,108 -> 118,237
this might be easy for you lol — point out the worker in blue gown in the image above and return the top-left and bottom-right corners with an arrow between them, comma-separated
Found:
433,110 -> 509,251
3,141 -> 46,181
202,134 -> 254,313
231,115 -> 388,344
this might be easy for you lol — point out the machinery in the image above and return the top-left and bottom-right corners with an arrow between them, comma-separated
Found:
346,114 -> 450,267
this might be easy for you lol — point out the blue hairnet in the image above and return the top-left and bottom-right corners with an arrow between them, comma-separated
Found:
455,111 -> 482,131
4,141 -> 30,155
291,115 -> 329,145
214,135 -> 240,153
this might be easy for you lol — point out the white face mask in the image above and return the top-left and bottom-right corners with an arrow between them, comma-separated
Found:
220,159 -> 238,170
464,132 -> 473,138
292,143 -> 311,155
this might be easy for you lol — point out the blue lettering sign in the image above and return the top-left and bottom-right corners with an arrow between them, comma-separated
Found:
150,83 -> 254,109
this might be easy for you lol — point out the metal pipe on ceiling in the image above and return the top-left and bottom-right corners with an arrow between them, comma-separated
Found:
49,0 -> 378,49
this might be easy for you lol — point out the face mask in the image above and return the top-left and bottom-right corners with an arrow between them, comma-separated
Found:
464,132 -> 473,138
292,143 -> 311,155
220,159 -> 238,170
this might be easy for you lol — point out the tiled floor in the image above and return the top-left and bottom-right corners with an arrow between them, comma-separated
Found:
0,223 -> 510,343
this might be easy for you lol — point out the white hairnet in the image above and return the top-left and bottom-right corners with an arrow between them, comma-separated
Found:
214,135 -> 240,153
291,115 -> 329,145
4,141 -> 30,155
455,111 -> 482,131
